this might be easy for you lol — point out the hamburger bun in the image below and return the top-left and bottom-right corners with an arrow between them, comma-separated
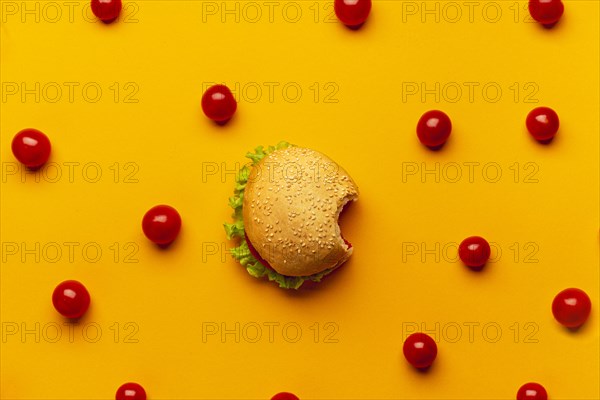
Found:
243,146 -> 358,277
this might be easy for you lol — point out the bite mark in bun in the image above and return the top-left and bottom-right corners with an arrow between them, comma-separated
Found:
224,142 -> 358,289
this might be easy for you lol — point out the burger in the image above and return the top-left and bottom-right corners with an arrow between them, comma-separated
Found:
224,142 -> 359,289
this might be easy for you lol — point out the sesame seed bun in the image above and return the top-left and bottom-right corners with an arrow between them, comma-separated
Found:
243,146 -> 359,277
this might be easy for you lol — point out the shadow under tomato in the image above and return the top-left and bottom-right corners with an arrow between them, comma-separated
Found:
566,320 -> 591,334
341,16 -> 371,32
416,365 -> 434,374
345,22 -> 365,31
201,112 -> 238,131
215,117 -> 234,126
23,153 -> 54,172
403,359 -> 436,375
542,21 -> 560,29
426,142 -> 447,152
535,136 -> 556,145
153,237 -> 181,251
420,135 -> 452,152
465,263 -> 488,273
62,307 -> 92,326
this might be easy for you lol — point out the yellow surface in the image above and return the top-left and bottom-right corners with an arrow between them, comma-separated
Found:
1,1 -> 599,399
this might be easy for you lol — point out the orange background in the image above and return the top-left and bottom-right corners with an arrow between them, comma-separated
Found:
1,1 -> 598,399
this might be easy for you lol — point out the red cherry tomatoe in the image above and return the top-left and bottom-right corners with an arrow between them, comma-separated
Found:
403,332 -> 437,369
528,0 -> 564,26
52,280 -> 91,319
552,288 -> 592,328
459,236 -> 491,269
115,382 -> 146,400
516,382 -> 548,400
526,107 -> 559,142
91,0 -> 122,22
142,205 -> 182,245
334,0 -> 372,27
416,110 -> 452,148
271,393 -> 300,400
201,84 -> 237,123
11,128 -> 51,169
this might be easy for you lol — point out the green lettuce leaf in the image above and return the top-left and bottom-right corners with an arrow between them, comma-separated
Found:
223,141 -> 335,289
